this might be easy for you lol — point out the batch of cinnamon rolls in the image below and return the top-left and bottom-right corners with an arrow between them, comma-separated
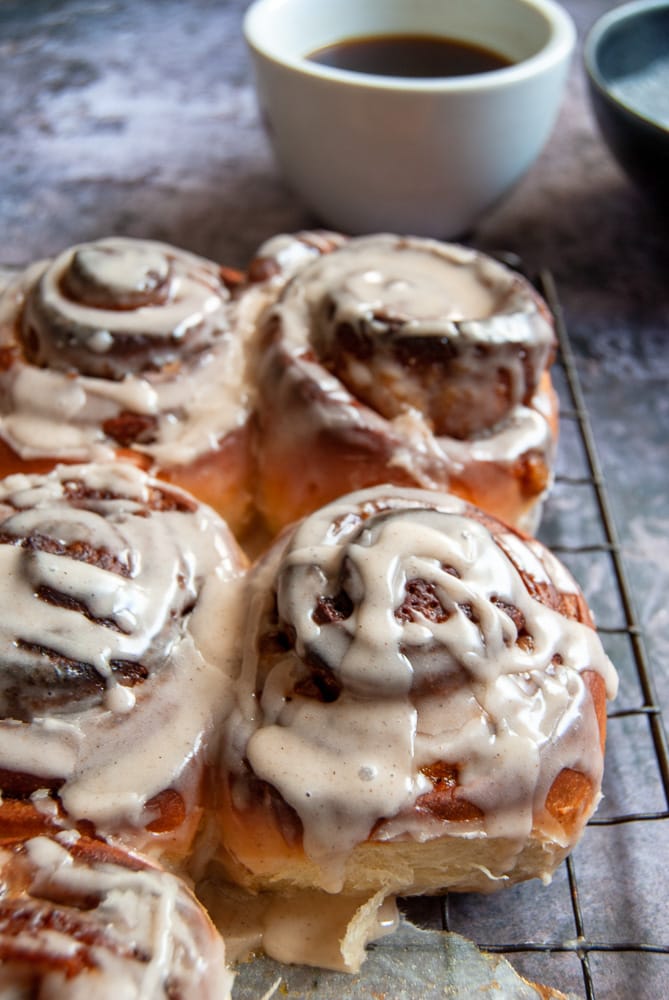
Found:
0,231 -> 618,996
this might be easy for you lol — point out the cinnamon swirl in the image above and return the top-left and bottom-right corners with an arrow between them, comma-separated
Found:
0,832 -> 233,998
217,486 -> 618,896
0,461 -> 247,864
250,232 -> 558,536
0,236 -> 264,535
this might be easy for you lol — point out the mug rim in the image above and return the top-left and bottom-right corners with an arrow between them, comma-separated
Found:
583,0 -> 669,138
583,0 -> 669,83
244,0 -> 576,93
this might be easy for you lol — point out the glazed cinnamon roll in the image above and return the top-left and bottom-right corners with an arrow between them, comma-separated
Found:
218,486 -> 618,896
250,232 -> 558,535
0,832 -> 233,998
0,461 -> 247,865
0,236 -> 264,535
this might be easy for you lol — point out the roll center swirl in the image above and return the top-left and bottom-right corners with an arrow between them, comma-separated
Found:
63,243 -> 172,310
19,237 -> 232,380
0,464 -> 226,719
274,235 -> 555,439
277,501 -> 589,702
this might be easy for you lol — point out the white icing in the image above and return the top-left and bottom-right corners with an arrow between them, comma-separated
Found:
253,230 -> 347,282
0,238 -> 269,468
0,462 -> 246,838
226,486 -> 618,889
0,836 -> 233,999
254,231 -> 557,532
29,238 -> 225,354
198,875 -> 397,975
267,233 -> 555,439
73,241 -> 170,299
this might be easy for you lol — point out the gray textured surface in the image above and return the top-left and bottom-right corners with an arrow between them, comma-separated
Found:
1,2 -> 668,998
232,924 -> 583,999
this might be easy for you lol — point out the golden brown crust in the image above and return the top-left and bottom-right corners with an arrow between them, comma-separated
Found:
157,422 -> 254,533
414,763 -> 484,824
0,799 -> 63,846
0,437 -> 66,480
544,767 -> 596,839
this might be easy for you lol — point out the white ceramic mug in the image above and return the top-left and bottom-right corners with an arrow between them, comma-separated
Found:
244,0 -> 576,237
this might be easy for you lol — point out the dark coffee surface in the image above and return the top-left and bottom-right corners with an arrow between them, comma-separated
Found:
307,33 -> 512,78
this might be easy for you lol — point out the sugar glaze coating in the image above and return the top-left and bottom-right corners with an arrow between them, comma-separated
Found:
222,487 -> 618,892
251,232 -> 559,535
0,833 -> 233,999
0,237 -> 262,468
0,461 -> 246,846
270,234 -> 555,439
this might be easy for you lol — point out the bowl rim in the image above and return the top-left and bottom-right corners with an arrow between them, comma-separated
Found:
244,0 -> 576,93
583,0 -> 669,136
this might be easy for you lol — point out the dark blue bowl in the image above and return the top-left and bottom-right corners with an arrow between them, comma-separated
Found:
584,0 -> 669,208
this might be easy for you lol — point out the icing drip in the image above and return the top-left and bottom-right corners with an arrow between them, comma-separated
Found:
268,234 -> 555,439
0,238 -> 268,467
0,836 -> 233,999
251,231 -> 558,536
0,462 -> 246,836
228,487 -> 618,888
20,237 -> 229,378
248,230 -> 348,283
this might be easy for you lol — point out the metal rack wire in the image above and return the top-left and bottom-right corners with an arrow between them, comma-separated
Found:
230,262 -> 669,999
436,269 -> 669,1000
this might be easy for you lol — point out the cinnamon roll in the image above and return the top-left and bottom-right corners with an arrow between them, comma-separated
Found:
217,486 -> 618,896
250,232 -> 558,536
0,831 -> 233,998
0,236 -> 264,535
0,461 -> 247,865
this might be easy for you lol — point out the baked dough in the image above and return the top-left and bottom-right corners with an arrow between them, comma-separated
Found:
217,485 -> 618,896
0,461 -> 247,865
0,237 -> 264,535
250,232 -> 558,536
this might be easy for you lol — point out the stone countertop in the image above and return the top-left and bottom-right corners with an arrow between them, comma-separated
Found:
0,2 -> 667,998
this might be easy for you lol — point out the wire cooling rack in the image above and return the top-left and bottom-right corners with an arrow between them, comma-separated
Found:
415,268 -> 669,1000
2,257 -> 664,998
228,262 -> 669,1000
